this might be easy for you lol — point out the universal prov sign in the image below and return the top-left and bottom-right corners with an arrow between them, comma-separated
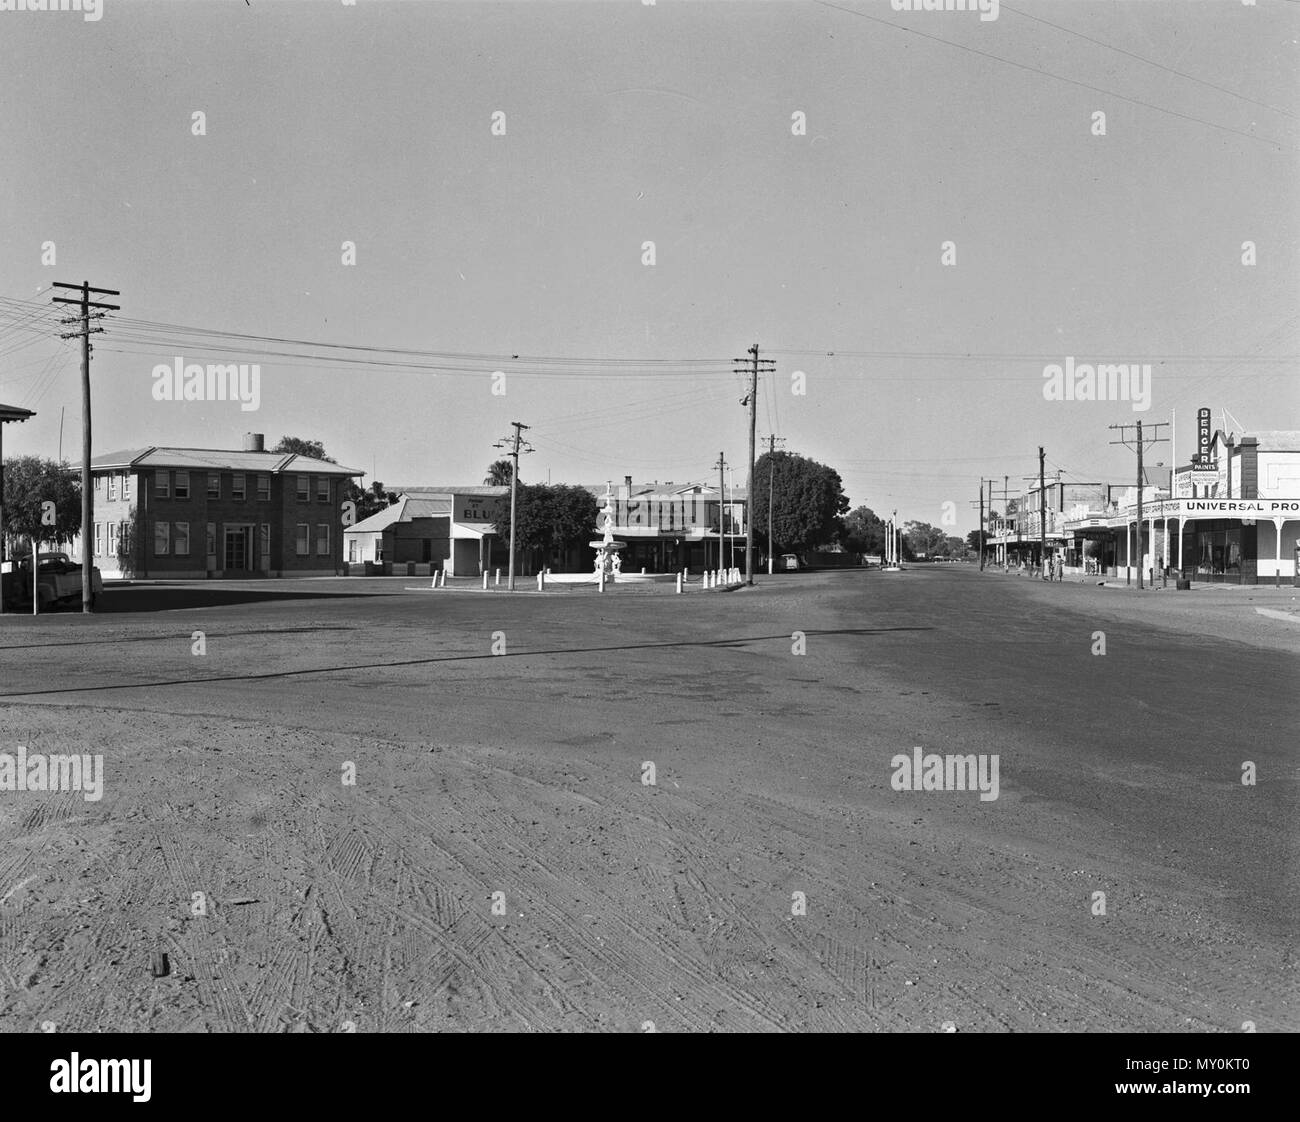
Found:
1138,499 -> 1300,520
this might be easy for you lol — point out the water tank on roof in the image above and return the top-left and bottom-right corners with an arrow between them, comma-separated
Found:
243,433 -> 265,452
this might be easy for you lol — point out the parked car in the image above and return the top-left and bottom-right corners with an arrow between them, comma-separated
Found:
780,553 -> 801,571
1,552 -> 103,611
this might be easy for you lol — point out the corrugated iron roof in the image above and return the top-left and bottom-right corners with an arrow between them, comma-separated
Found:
90,446 -> 361,475
345,495 -> 454,533
0,402 -> 36,423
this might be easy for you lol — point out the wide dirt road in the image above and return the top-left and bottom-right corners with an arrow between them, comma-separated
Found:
0,568 -> 1295,1032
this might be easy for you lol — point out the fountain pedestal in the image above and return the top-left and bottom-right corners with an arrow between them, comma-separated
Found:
590,486 -> 627,580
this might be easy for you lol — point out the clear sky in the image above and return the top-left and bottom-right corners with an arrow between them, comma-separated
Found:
1,0 -> 1296,531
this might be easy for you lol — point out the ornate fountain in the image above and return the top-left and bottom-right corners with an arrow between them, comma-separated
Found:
590,484 -> 626,579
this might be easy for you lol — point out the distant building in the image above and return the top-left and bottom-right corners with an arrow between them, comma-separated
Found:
591,476 -> 748,574
343,487 -> 509,576
1035,420 -> 1300,584
80,433 -> 362,578
341,476 -> 750,577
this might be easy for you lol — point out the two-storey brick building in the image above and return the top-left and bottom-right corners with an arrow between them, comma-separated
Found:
82,434 -> 362,578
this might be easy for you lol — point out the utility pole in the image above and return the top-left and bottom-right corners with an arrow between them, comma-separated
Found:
978,481 -> 986,570
492,422 -> 532,590
52,280 -> 119,613
734,345 -> 774,586
1109,420 -> 1169,590
714,452 -> 726,575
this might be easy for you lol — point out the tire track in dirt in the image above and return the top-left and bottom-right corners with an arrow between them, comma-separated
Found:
373,773 -> 793,1031
155,828 -> 255,1032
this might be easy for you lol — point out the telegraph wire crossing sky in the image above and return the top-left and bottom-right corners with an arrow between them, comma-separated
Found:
0,0 -> 1295,529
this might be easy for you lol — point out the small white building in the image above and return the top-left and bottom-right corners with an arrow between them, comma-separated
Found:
343,487 -> 509,575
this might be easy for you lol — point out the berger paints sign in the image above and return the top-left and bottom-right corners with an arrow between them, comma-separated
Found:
1196,407 -> 1213,466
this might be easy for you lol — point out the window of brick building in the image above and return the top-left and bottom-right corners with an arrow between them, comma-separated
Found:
295,523 -> 309,556
232,473 -> 245,501
175,471 -> 190,500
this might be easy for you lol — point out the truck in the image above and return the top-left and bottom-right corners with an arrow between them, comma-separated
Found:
1,552 -> 103,611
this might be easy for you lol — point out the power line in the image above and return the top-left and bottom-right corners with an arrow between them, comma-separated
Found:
1000,2 -> 1298,122
815,0 -> 1291,151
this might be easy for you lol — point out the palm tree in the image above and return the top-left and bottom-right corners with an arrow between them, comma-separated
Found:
484,459 -> 515,486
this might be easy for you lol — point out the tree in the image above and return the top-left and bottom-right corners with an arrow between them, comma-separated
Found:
751,451 -> 849,556
2,456 -> 81,557
493,483 -> 597,569
840,505 -> 886,556
351,480 -> 398,523
271,436 -> 392,523
965,529 -> 983,552
271,435 -> 332,462
483,459 -> 517,486
903,520 -> 948,559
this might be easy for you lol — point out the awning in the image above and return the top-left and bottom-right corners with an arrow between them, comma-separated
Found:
452,521 -> 497,540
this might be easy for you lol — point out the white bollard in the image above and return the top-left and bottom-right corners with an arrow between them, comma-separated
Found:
598,569 -> 605,593
676,572 -> 683,594
441,568 -> 447,587
482,571 -> 488,590
537,572 -> 544,591
495,569 -> 501,587
641,567 -> 646,575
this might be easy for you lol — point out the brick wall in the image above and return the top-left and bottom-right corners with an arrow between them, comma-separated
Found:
105,466 -> 350,577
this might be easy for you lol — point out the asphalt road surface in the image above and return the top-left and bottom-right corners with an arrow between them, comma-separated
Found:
0,567 -> 1295,1032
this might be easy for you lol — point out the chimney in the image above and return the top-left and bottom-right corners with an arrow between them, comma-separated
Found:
624,474 -> 632,499
243,433 -> 264,452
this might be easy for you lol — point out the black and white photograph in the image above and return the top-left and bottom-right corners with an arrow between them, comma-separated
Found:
0,0 -> 1295,1080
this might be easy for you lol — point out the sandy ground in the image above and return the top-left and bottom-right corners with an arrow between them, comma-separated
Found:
0,567 -> 1295,1032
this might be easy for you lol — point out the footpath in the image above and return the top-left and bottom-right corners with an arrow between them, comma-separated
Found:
978,567 -> 1300,653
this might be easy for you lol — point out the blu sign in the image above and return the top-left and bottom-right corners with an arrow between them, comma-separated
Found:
1197,407 -> 1213,466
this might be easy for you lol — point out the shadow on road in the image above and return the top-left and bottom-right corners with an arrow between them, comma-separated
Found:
91,586 -> 377,613
0,627 -> 934,698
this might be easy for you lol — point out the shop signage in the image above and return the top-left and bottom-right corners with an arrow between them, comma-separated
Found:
1136,498 -> 1300,520
1196,406 -> 1213,466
